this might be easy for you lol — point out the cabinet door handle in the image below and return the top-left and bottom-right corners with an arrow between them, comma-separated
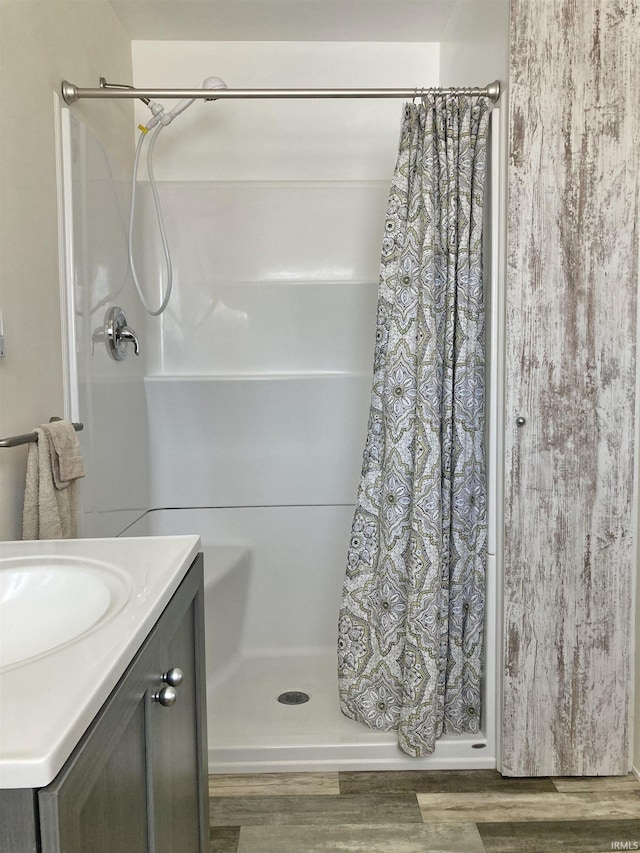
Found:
162,667 -> 184,688
153,686 -> 177,707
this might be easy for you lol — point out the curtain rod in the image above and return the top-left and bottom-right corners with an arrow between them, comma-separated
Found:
61,79 -> 500,105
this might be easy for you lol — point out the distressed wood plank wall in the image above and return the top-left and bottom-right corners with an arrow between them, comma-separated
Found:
503,0 -> 640,776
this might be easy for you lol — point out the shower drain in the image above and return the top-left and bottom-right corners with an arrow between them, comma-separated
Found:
277,691 -> 310,705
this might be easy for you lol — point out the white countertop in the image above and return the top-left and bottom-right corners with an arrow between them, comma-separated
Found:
0,535 -> 200,789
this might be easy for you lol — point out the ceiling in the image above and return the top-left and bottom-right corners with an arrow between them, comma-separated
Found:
108,0 -> 467,42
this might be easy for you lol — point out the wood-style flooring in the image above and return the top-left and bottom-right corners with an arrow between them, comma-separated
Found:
209,770 -> 640,852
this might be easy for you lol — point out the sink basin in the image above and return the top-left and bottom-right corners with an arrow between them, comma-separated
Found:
0,556 -> 131,669
0,535 -> 200,789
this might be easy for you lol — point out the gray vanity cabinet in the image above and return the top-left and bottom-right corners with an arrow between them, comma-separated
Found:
2,554 -> 208,853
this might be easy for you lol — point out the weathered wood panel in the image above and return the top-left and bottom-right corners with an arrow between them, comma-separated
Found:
503,0 -> 640,776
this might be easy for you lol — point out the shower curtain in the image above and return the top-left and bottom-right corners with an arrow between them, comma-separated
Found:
338,94 -> 490,757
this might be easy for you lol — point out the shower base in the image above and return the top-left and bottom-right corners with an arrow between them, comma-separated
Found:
208,651 -> 494,774
122,509 -> 496,774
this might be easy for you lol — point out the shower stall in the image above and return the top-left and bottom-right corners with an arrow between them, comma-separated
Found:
58,33 -> 507,773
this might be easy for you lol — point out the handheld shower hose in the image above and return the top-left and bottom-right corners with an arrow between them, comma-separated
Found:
128,76 -> 227,316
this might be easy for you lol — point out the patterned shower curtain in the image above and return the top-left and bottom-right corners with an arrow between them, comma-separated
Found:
338,95 -> 490,757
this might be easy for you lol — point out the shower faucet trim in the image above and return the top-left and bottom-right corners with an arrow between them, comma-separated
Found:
104,307 -> 140,361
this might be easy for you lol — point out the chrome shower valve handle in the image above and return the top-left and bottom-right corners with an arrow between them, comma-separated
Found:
104,306 -> 140,361
118,324 -> 140,355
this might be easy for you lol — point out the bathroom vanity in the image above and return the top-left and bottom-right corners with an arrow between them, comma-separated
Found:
0,536 -> 208,853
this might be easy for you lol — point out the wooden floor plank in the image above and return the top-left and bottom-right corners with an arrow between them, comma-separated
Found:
210,824 -> 240,853
209,772 -> 340,797
339,770 -> 556,794
551,774 -> 639,793
478,819 -> 640,853
417,792 -> 640,823
237,822 -> 485,853
211,793 -> 423,827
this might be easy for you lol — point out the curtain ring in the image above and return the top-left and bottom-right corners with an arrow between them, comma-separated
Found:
412,87 -> 418,104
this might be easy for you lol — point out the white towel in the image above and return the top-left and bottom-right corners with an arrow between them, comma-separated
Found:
22,421 -> 85,540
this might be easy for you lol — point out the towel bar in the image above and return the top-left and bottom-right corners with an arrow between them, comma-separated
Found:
0,420 -> 84,449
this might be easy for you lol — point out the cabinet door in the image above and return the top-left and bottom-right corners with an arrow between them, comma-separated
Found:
149,554 -> 208,853
149,594 -> 205,853
503,0 -> 639,776
38,648 -> 153,853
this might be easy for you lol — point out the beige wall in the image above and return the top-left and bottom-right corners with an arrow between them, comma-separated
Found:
0,0 -> 133,540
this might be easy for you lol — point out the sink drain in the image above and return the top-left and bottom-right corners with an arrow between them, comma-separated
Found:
277,691 -> 310,705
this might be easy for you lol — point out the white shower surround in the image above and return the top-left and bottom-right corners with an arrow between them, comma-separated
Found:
62,35 -> 507,773
125,125 -> 501,772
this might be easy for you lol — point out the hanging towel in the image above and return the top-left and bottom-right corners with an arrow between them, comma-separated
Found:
22,421 -> 85,540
